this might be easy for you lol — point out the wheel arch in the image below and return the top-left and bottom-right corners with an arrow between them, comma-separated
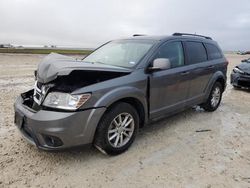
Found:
204,71 -> 226,100
94,86 -> 148,127
216,77 -> 226,92
108,97 -> 146,128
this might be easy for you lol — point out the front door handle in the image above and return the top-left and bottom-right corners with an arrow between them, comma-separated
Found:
180,71 -> 190,76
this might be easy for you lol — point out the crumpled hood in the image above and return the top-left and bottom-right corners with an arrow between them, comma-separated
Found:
237,62 -> 250,74
37,53 -> 131,83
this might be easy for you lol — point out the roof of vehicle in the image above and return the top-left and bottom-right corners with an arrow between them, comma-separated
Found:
121,33 -> 217,44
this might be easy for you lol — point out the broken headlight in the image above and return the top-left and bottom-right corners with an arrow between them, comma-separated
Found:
43,92 -> 91,110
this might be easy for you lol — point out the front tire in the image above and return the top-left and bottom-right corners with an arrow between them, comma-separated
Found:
201,82 -> 223,112
94,102 -> 139,155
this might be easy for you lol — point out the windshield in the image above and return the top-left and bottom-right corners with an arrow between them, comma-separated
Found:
83,40 -> 154,68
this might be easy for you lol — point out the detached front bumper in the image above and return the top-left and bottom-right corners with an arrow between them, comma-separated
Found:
14,93 -> 105,150
231,72 -> 250,89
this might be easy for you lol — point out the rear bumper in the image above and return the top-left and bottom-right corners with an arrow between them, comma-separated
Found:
14,94 -> 106,150
231,72 -> 250,89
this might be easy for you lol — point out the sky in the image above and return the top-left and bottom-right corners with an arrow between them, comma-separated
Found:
0,0 -> 250,50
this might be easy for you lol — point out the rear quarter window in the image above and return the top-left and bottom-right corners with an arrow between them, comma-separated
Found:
205,43 -> 223,60
185,42 -> 207,64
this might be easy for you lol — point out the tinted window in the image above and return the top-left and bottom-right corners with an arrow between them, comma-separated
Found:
186,42 -> 207,64
155,42 -> 184,68
205,43 -> 222,60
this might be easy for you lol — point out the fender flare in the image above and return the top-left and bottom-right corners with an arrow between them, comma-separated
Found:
204,71 -> 226,100
93,86 -> 148,122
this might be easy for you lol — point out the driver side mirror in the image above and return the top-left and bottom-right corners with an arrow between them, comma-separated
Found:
148,58 -> 171,72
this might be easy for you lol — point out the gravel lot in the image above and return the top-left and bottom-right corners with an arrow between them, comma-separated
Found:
0,53 -> 250,188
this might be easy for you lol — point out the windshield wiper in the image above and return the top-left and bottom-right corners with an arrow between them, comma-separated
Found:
83,61 -> 128,69
93,61 -> 107,65
81,61 -> 96,64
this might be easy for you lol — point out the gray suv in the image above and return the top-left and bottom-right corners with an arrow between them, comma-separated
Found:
14,33 -> 228,155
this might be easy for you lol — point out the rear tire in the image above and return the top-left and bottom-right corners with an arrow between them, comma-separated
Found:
94,102 -> 139,155
201,82 -> 223,112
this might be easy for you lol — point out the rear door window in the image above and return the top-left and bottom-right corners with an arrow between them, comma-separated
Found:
185,42 -> 207,64
205,43 -> 223,60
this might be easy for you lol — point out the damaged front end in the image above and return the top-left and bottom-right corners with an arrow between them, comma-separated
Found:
21,53 -> 131,112
14,53 -> 131,149
21,70 -> 128,111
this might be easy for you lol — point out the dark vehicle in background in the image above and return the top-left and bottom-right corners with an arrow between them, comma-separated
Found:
241,58 -> 250,63
231,59 -> 250,89
14,33 -> 228,155
237,51 -> 250,55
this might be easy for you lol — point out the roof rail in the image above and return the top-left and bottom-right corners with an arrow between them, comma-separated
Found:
133,34 -> 146,37
172,33 -> 212,40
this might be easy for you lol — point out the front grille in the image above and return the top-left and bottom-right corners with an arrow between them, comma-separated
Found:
33,81 -> 51,105
35,92 -> 41,100
33,81 -> 44,105
36,82 -> 43,89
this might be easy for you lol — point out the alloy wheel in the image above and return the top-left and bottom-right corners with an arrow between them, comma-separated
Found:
107,113 -> 135,148
211,86 -> 221,107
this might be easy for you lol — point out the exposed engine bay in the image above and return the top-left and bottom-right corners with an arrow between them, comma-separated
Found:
22,70 -> 129,111
51,70 -> 129,92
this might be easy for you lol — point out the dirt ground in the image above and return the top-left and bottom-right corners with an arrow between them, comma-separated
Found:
0,53 -> 250,188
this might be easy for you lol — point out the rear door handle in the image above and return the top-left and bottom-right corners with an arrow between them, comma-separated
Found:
207,65 -> 215,69
180,71 -> 190,76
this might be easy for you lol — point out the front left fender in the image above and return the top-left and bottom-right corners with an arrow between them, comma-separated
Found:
93,86 -> 147,111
